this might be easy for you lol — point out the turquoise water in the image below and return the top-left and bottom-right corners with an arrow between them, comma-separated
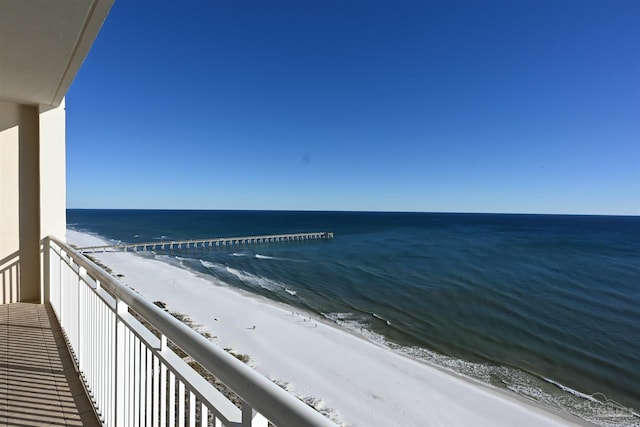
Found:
68,210 -> 640,425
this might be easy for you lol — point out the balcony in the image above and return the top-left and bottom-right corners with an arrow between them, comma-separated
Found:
0,237 -> 334,426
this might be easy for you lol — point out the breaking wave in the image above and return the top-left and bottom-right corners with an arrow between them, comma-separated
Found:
255,253 -> 308,262
199,260 -> 299,298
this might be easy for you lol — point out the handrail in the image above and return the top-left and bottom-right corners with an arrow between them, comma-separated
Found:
49,236 -> 335,427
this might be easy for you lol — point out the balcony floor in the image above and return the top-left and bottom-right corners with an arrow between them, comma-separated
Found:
0,302 -> 101,426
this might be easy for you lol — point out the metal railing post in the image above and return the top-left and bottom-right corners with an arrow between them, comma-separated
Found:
77,266 -> 85,369
41,237 -> 50,304
115,298 -> 128,426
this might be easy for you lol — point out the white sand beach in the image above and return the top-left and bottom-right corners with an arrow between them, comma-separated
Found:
67,229 -> 587,427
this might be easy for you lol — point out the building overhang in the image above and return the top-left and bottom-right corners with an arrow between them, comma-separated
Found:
0,0 -> 113,108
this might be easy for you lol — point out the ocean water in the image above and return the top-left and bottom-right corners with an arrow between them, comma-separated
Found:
67,209 -> 640,426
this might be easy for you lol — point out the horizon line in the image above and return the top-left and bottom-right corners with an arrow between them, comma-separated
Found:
65,208 -> 640,217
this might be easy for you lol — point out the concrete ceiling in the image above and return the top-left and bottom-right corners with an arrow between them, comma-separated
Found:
0,0 -> 113,107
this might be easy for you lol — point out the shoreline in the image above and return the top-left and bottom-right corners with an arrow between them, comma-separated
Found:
67,229 -> 589,426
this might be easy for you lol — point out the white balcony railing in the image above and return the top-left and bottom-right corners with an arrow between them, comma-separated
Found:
43,236 -> 335,427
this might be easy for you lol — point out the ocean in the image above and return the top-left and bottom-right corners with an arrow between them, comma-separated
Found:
67,209 -> 640,426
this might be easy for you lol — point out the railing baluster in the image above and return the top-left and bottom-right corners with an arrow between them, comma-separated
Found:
107,305 -> 114,425
169,371 -> 176,427
134,334 -> 141,425
129,330 -> 135,426
146,347 -> 153,425
139,338 -> 147,426
115,299 -> 127,426
101,298 -> 107,424
96,294 -> 102,422
153,354 -> 160,426
128,330 -> 134,426
85,286 -> 91,396
77,266 -> 85,370
189,391 -> 196,427
160,361 -> 167,427
200,404 -> 208,427
179,380 -> 186,427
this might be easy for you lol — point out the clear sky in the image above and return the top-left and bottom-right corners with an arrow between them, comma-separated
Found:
66,0 -> 639,215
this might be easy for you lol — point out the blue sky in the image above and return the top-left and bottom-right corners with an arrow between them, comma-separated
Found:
67,0 -> 639,214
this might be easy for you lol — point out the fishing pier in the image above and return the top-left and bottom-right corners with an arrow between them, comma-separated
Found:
78,231 -> 334,253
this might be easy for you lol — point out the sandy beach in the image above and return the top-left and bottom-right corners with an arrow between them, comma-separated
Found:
67,229 -> 587,427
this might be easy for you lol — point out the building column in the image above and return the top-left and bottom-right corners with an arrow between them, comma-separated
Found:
18,104 -> 41,301
0,100 -> 66,304
0,102 -> 21,303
